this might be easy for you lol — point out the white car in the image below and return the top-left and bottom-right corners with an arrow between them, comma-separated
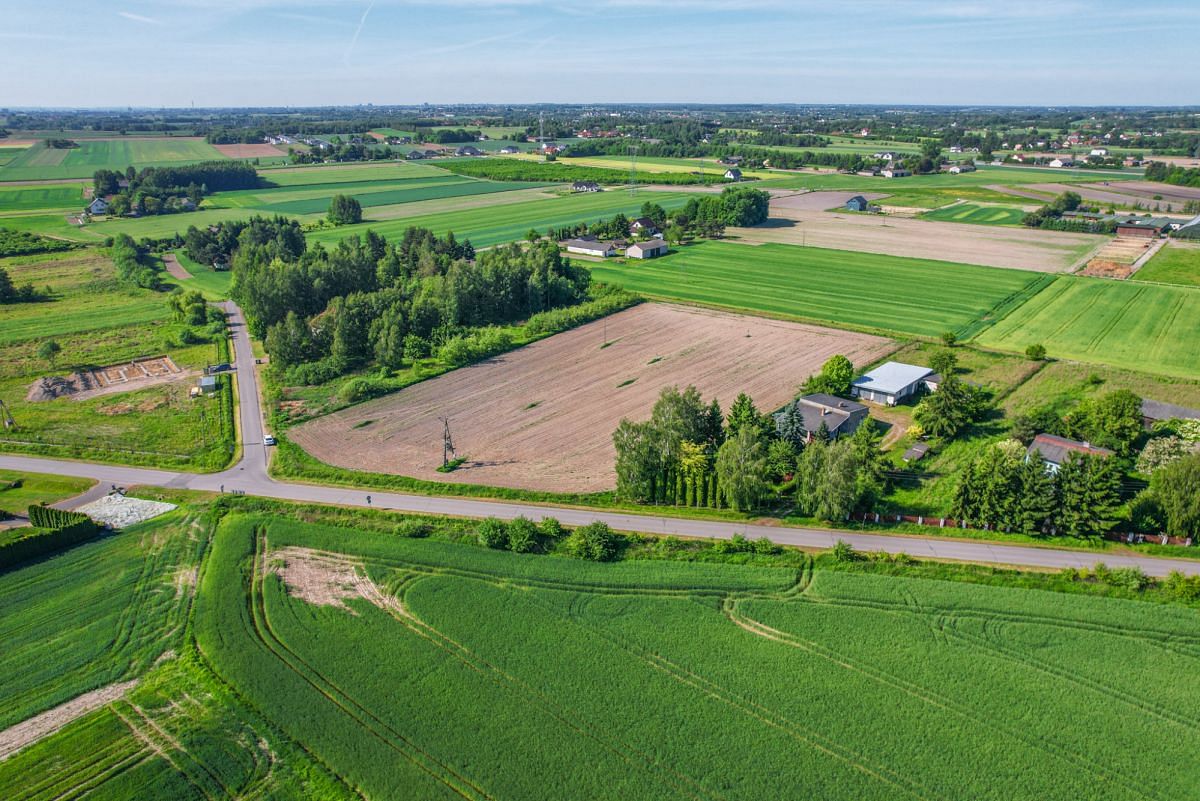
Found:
263,434 -> 276,446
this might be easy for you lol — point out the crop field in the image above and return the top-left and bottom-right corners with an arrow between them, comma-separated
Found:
1135,242 -> 1200,287
743,196 -> 1100,271
257,161 -> 446,185
290,303 -> 893,493
975,275 -> 1200,379
0,251 -> 236,470
0,138 -> 227,181
756,166 -> 1131,192
559,154 -> 778,180
305,189 -> 693,248
0,183 -> 87,212
178,513 -> 1200,801
590,241 -> 1051,338
919,202 -> 1029,226
249,176 -> 542,215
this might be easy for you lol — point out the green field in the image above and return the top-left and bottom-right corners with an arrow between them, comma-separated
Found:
172,250 -> 233,300
5,504 -> 1200,799
0,183 -> 87,212
0,138 -> 227,181
0,251 -> 236,470
757,166 -> 1132,192
256,161 -> 446,185
975,275 -> 1200,379
920,202 -> 1029,226
305,189 -> 692,248
590,240 -> 1048,338
1134,243 -> 1200,287
0,469 -> 92,516
251,176 -> 541,215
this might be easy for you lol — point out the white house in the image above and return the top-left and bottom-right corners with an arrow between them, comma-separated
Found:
87,197 -> 110,215
563,238 -> 615,258
626,239 -> 668,259
1090,148 -> 1110,157
881,166 -> 911,178
571,181 -> 602,193
724,168 -> 743,181
1049,157 -> 1075,168
851,362 -> 938,406
947,163 -> 976,174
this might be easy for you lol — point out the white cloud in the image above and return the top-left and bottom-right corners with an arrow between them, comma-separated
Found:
117,10 -> 162,24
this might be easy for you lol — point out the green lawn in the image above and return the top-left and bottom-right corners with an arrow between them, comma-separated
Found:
975,275 -> 1200,379
0,469 -> 92,516
0,183 -> 88,212
920,202 -> 1029,226
589,240 -> 1049,339
0,138 -> 226,181
188,512 -> 1200,801
1134,243 -> 1200,287
171,250 -> 232,300
306,190 -> 692,248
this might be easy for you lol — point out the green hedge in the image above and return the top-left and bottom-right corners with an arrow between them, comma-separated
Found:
0,507 -> 101,570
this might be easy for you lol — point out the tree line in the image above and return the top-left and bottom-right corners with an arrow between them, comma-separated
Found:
439,158 -> 735,186
111,234 -> 162,289
547,191 -> 768,244
93,160 -> 259,217
1143,161 -> 1200,189
1022,191 -> 1118,234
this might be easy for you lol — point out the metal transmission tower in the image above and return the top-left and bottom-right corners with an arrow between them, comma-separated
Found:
628,144 -> 639,195
439,417 -> 456,467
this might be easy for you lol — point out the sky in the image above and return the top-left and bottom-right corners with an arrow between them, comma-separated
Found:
2,0 -> 1197,108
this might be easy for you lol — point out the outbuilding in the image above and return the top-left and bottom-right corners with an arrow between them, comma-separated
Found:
851,362 -> 937,406
845,195 -> 870,212
563,238 -> 615,258
626,239 -> 668,259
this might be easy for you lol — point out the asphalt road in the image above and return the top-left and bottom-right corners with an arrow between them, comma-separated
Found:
9,302 -> 1200,579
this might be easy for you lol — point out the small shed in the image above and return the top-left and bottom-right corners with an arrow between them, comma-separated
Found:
845,196 -> 870,212
198,375 -> 218,394
902,442 -> 930,463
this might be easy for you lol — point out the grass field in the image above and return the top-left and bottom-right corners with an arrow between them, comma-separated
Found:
257,161 -> 446,185
589,241 -> 1050,338
0,469 -> 92,516
0,251 -> 237,470
0,138 -> 227,181
756,166 -> 1132,192
0,183 -> 87,212
975,275 -> 1200,379
251,177 -> 541,215
172,250 -> 232,300
185,512 -> 1200,801
305,189 -> 692,248
1134,242 -> 1200,287
919,202 -> 1029,226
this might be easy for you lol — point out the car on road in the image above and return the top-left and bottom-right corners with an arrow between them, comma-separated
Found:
263,434 -> 276,446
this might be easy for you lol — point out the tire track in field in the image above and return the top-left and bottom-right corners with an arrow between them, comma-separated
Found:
112,703 -> 218,801
46,749 -> 157,801
13,734 -> 147,801
363,570 -> 728,801
725,600 -> 1166,801
250,532 -> 494,801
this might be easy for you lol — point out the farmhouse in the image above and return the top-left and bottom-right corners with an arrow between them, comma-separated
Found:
1049,157 -> 1075,168
498,146 -> 520,154
406,150 -> 425,160
774,393 -> 869,442
455,145 -> 484,157
851,362 -> 937,406
629,217 -> 659,235
845,195 -> 871,212
881,166 -> 911,178
87,197 -> 110,215
1026,434 -> 1114,474
724,168 -> 744,181
571,181 -> 602,193
857,167 -> 881,177
947,163 -> 976,174
626,239 -> 668,259
718,156 -> 743,166
1140,398 -> 1200,428
563,238 -> 615,258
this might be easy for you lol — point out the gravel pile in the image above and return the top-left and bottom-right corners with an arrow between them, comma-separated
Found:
76,495 -> 177,528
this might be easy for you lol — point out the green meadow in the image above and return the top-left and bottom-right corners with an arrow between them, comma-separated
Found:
0,138 -> 227,181
1134,243 -> 1200,288
589,240 -> 1048,339
920,202 -> 1029,226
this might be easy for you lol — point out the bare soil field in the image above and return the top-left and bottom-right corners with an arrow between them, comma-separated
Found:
290,303 -> 893,493
769,190 -> 888,211
161,253 -> 190,281
211,143 -> 288,159
26,356 -> 192,402
1020,181 -> 1200,211
733,202 -> 1103,272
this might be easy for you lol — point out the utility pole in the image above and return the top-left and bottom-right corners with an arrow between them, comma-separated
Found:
629,143 -> 639,196
439,417 -> 455,467
0,399 -> 14,430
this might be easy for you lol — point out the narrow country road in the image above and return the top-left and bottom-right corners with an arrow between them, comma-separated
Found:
9,302 -> 1200,578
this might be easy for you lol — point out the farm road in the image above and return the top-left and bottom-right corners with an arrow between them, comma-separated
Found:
4,301 -> 1198,578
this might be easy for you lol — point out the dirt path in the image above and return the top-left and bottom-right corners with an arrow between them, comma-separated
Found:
162,253 -> 191,282
0,680 -> 139,760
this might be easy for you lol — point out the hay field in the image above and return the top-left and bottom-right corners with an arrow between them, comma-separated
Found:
735,200 -> 1102,272
975,275 -> 1200,379
290,303 -> 892,493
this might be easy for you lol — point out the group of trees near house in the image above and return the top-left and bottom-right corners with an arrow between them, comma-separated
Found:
548,189 -> 770,244
93,160 -> 258,217
228,218 -> 590,385
111,233 -> 162,289
953,440 -> 1122,536
205,128 -> 268,144
1144,161 -> 1200,189
1022,191 -> 1117,233
184,216 -> 305,268
613,378 -> 885,516
1009,389 -> 1144,456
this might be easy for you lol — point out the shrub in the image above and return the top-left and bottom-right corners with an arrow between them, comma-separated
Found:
476,517 -> 507,549
1164,570 -> 1200,601
1105,566 -> 1151,591
506,516 -> 538,553
831,540 -> 859,563
567,522 -> 617,561
538,517 -> 565,539
337,377 -> 388,405
394,519 -> 431,538
713,533 -> 753,554
1025,343 -> 1047,361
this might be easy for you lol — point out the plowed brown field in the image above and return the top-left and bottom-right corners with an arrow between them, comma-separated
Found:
290,303 -> 894,493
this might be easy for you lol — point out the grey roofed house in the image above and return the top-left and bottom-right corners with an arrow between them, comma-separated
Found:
774,393 -> 869,442
1174,213 -> 1200,239
845,195 -> 870,212
1026,433 -> 1114,473
626,239 -> 668,259
455,145 -> 483,157
571,180 -> 602,192
406,150 -> 425,159
629,217 -> 658,232
1141,398 -> 1200,425
851,362 -> 936,406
